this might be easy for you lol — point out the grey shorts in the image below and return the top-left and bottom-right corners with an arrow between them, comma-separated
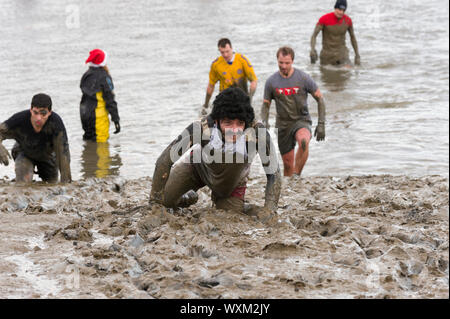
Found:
277,120 -> 312,155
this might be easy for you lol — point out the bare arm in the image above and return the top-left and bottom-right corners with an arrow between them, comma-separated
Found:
310,24 -> 323,63
348,25 -> 360,65
53,131 -> 72,183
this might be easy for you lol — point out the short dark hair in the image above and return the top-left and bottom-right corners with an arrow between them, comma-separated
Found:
211,87 -> 254,129
276,46 -> 295,60
31,93 -> 52,111
217,38 -> 232,48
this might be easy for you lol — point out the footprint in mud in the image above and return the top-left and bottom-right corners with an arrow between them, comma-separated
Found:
364,248 -> 384,259
188,245 -> 217,259
262,242 -> 300,259
319,219 -> 346,237
46,220 -> 94,242
331,253 -> 361,266
384,246 -> 410,261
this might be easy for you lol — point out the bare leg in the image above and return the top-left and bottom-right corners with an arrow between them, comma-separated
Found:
281,149 -> 295,177
294,128 -> 311,176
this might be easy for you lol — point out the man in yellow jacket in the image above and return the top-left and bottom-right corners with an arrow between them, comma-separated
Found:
202,38 -> 258,114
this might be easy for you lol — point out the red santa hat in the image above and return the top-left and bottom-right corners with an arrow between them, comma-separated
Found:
85,49 -> 107,67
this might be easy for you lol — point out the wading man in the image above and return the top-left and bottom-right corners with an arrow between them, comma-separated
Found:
202,38 -> 258,115
151,88 -> 281,219
0,93 -> 72,183
310,0 -> 361,66
261,47 -> 326,177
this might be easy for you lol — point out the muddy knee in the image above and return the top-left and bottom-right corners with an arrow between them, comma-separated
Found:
14,156 -> 34,183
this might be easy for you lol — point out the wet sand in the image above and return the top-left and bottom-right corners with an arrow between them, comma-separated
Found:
0,174 -> 448,299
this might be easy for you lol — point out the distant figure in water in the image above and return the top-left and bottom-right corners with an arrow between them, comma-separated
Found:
202,38 -> 258,115
80,49 -> 121,142
310,0 -> 361,67
0,93 -> 72,183
150,88 -> 281,221
261,47 -> 326,177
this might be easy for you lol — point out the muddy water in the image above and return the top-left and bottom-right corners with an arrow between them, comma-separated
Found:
0,0 -> 448,180
0,0 -> 448,299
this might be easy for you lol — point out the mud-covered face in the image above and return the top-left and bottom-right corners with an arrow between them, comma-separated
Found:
30,106 -> 51,132
334,8 -> 345,19
218,118 -> 245,143
277,54 -> 294,77
219,44 -> 233,62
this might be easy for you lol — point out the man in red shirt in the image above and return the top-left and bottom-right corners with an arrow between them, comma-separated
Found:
310,0 -> 361,66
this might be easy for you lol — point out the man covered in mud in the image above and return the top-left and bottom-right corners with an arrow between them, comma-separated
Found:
151,87 -> 281,218
310,0 -> 361,66
0,93 -> 71,183
261,46 -> 326,177
202,38 -> 258,115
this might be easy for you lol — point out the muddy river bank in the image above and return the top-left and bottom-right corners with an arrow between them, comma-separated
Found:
0,174 -> 448,299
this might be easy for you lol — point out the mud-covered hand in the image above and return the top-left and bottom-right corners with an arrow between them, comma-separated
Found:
355,55 -> 361,66
257,207 -> 279,226
310,49 -> 318,64
314,122 -> 325,141
201,103 -> 209,116
0,143 -> 11,166
113,121 -> 121,134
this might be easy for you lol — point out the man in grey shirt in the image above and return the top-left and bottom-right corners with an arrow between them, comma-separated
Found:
261,46 -> 326,177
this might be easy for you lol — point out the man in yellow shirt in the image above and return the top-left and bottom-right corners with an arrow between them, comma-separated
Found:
202,38 -> 258,114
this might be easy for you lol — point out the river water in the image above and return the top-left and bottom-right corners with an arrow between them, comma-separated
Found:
0,0 -> 448,180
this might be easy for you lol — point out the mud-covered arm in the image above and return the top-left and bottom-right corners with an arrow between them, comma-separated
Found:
0,122 -> 14,141
249,80 -> 257,105
310,24 -> 323,63
53,131 -> 71,183
256,123 -> 281,212
348,25 -> 360,65
203,84 -> 215,109
260,100 -> 271,128
0,123 -> 13,165
103,76 -> 120,122
313,89 -> 326,124
150,122 -> 199,204
312,89 -> 326,141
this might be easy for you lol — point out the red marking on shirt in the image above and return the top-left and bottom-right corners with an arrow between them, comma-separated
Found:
231,186 -> 246,200
276,86 -> 300,96
318,12 -> 352,27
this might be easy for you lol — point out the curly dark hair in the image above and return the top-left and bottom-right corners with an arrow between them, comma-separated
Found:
210,87 -> 255,128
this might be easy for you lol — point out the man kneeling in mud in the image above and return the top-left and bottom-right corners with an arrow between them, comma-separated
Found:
0,93 -> 71,183
149,87 -> 281,220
